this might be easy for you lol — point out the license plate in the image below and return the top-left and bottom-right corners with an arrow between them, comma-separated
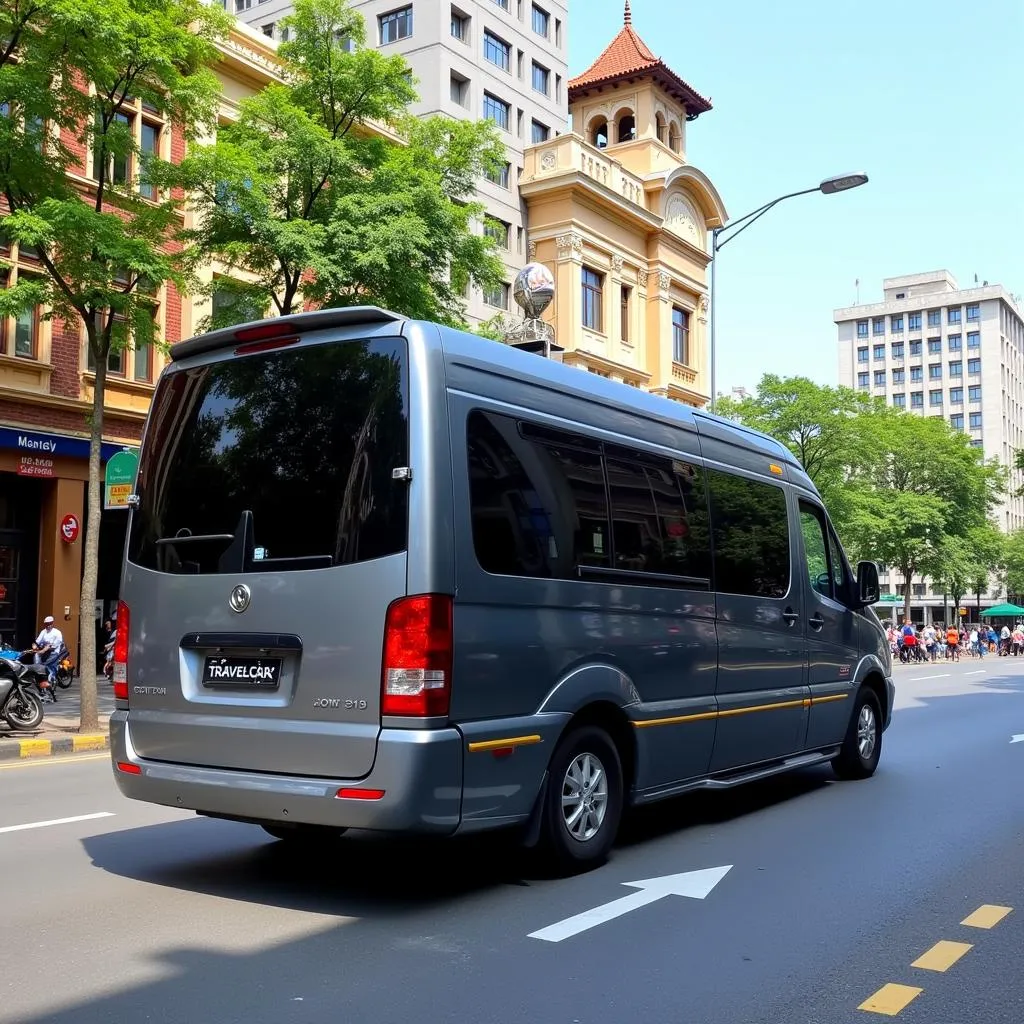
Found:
202,656 -> 282,689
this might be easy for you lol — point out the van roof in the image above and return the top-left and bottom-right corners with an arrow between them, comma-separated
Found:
169,306 -> 803,476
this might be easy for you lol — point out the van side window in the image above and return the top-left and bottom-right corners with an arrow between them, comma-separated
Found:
799,503 -> 832,599
827,529 -> 848,598
606,457 -> 711,584
707,470 -> 790,598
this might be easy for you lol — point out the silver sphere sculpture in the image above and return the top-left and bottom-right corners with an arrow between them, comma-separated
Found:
513,262 -> 555,319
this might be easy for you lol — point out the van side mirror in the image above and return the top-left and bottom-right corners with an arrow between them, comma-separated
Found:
855,560 -> 880,609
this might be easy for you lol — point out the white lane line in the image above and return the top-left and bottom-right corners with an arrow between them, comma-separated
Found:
0,812 -> 114,835
965,670 -> 987,676
910,674 -> 951,680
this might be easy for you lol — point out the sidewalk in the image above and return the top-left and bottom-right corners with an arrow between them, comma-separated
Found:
0,677 -> 115,761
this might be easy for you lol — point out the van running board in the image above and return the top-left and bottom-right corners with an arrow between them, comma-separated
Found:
634,748 -> 841,805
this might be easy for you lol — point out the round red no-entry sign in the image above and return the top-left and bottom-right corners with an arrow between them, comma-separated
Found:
60,514 -> 80,544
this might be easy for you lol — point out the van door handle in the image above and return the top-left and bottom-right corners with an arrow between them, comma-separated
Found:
808,614 -> 825,631
782,608 -> 799,625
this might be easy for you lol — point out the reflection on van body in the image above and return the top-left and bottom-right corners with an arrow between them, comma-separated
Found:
111,307 -> 894,874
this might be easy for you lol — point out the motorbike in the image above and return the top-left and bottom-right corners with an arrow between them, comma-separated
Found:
0,648 -> 61,703
0,658 -> 45,731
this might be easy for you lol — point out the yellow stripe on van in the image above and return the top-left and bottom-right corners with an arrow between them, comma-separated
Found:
633,693 -> 847,729
467,734 -> 542,753
810,694 -> 848,705
633,710 -> 718,729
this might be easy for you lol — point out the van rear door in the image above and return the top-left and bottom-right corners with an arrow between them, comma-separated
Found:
121,331 -> 410,778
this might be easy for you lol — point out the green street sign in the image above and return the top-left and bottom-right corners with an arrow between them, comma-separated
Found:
875,594 -> 904,604
104,448 -> 138,510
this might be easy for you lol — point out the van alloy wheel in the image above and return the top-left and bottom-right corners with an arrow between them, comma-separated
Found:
857,704 -> 877,761
562,752 -> 609,842
832,686 -> 882,780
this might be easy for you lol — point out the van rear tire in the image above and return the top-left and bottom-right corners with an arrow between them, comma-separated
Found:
261,823 -> 348,843
832,686 -> 882,780
539,725 -> 623,875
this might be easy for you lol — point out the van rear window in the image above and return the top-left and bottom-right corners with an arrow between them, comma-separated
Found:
128,337 -> 408,574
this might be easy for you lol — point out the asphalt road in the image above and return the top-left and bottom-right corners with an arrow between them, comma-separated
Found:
2,656 -> 1022,1024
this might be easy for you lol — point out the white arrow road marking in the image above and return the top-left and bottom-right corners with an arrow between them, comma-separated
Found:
528,865 -> 732,943
965,670 -> 987,676
1011,735 -> 1024,744
0,812 -> 114,835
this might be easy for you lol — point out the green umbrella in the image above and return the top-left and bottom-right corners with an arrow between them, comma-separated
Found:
979,603 -> 1024,617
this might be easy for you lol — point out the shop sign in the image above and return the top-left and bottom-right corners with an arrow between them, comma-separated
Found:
0,425 -> 135,464
104,449 -> 139,510
18,455 -> 55,478
60,514 -> 80,544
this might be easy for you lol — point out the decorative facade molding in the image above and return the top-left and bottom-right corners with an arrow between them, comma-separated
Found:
658,271 -> 672,293
528,241 -> 537,260
611,254 -> 624,275
540,150 -> 557,171
556,233 -> 584,259
638,268 -> 649,289
664,193 -> 705,248
697,293 -> 709,323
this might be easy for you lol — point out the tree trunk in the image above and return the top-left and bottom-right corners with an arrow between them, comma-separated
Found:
976,591 -> 982,623
902,571 -> 912,626
78,350 -> 106,733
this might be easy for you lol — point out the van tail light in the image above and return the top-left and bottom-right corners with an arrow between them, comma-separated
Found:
112,600 -> 130,701
381,595 -> 453,717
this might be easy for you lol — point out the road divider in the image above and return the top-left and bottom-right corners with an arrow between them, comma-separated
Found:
0,812 -> 114,835
0,734 -> 108,761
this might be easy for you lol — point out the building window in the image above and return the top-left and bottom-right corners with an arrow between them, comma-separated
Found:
531,4 -> 549,35
948,334 -> 961,351
555,17 -> 561,45
966,304 -> 980,322
927,337 -> 941,354
913,584 -> 926,597
873,344 -> 885,361
581,267 -> 603,331
893,393 -> 906,408
967,357 -> 981,374
928,363 -> 942,379
484,161 -> 510,188
531,61 -> 549,95
910,339 -> 922,356
261,22 -> 274,36
970,439 -> 984,448
949,360 -> 962,377
491,0 -> 510,9
948,307 -> 961,325
856,320 -> 868,338
872,317 -> 885,335
911,392 -> 923,408
234,0 -> 252,10
927,310 -> 941,327
530,119 -> 549,143
929,389 -> 943,407
483,281 -> 509,309
950,387 -> 963,404
450,73 -> 469,107
873,370 -> 885,387
968,385 -> 982,402
857,372 -> 869,388
910,366 -> 923,383
483,218 -> 509,249
483,31 -> 510,71
969,411 -> 983,428
857,346 -> 868,363
890,315 -> 904,332
134,342 -> 152,382
967,331 -> 980,349
379,6 -> 413,44
620,286 -> 631,343
451,9 -> 469,40
950,413 -> 964,430
892,369 -> 905,385
908,312 -> 921,331
891,342 -> 904,358
9,275 -> 40,359
482,92 -> 510,130
672,307 -> 689,363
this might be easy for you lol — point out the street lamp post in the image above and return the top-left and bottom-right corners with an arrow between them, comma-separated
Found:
708,172 -> 869,413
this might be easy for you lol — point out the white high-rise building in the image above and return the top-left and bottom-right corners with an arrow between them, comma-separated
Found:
233,0 -> 569,325
835,271 -> 1024,619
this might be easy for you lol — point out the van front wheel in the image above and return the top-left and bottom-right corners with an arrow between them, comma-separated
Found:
261,823 -> 348,843
832,687 -> 882,780
539,726 -> 623,874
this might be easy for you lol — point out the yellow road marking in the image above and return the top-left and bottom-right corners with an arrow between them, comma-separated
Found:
911,940 -> 973,972
962,904 -> 1013,929
467,734 -> 542,753
858,983 -> 923,1016
0,753 -> 108,771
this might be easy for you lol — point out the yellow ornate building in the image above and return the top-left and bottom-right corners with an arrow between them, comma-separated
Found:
520,1 -> 727,406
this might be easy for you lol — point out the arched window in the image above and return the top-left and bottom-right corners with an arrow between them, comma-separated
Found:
668,121 -> 681,153
655,113 -> 667,145
617,112 -> 636,143
589,116 -> 609,149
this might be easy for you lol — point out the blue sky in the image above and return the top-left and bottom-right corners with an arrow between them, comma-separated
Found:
568,0 -> 1024,395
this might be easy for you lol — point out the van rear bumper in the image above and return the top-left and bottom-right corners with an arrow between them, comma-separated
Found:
109,711 -> 462,834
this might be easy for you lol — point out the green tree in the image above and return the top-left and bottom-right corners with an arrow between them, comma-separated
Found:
174,0 -> 506,329
1003,529 -> 1024,601
0,0 -> 229,730
930,539 -> 973,623
961,522 -> 1005,620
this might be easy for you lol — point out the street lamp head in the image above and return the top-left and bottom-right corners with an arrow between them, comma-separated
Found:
819,172 -> 869,195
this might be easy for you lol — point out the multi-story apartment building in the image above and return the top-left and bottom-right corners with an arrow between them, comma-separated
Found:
235,0 -> 569,325
835,270 -> 1024,620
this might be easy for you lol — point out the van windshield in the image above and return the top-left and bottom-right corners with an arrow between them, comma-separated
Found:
128,337 -> 408,575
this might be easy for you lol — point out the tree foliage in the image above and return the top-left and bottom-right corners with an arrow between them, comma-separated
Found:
174,0 -> 506,329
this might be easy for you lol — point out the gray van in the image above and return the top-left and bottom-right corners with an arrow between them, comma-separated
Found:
110,307 -> 894,872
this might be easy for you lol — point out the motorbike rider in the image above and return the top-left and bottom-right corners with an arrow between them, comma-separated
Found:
32,615 -> 64,685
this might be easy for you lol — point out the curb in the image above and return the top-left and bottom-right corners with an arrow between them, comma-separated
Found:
0,734 -> 109,761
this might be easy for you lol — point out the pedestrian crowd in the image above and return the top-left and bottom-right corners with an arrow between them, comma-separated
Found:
886,620 -> 1024,663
